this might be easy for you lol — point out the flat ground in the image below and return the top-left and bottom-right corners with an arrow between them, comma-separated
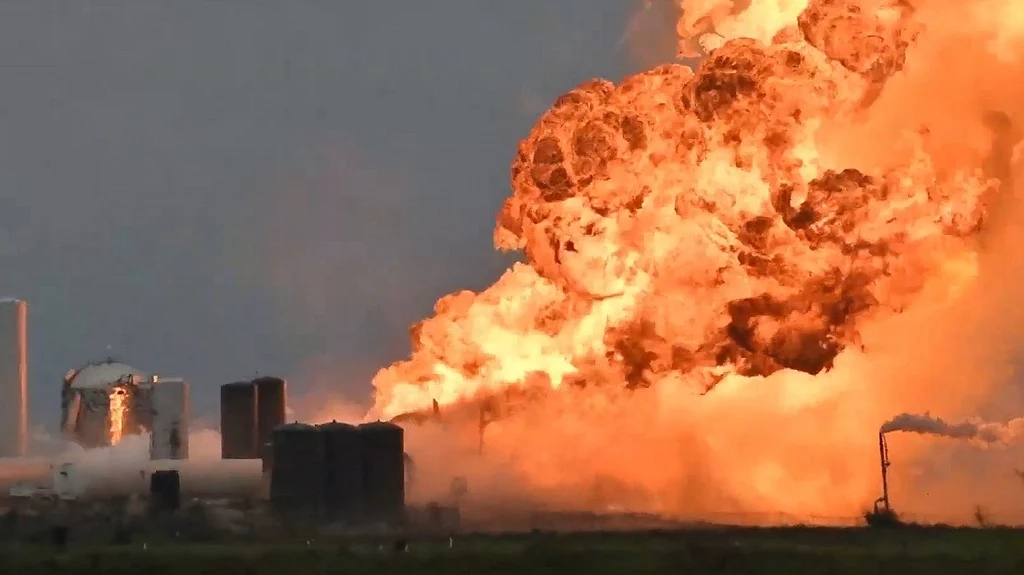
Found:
4,526 -> 1024,574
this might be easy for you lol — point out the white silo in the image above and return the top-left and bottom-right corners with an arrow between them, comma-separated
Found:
0,299 -> 27,457
150,377 -> 190,460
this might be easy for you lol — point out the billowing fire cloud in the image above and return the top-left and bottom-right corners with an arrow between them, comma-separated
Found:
368,0 -> 1024,521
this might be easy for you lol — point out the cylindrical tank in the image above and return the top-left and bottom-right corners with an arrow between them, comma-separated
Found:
151,379 -> 189,460
253,377 -> 286,462
269,423 -> 325,519
359,421 -> 405,526
0,299 -> 28,458
220,382 -> 258,459
319,421 -> 362,522
149,469 -> 181,512
72,459 -> 263,499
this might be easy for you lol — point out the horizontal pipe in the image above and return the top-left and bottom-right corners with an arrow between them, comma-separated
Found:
0,457 -> 265,500
74,459 -> 264,499
0,457 -> 52,492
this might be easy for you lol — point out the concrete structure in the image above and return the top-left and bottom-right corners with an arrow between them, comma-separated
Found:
150,378 -> 190,460
0,299 -> 28,457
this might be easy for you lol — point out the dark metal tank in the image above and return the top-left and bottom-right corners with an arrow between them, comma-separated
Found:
220,381 -> 258,459
149,469 -> 181,512
269,422 -> 325,519
319,421 -> 362,522
358,421 -> 405,526
253,377 -> 287,461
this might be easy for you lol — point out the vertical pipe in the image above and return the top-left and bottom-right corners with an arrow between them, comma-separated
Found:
0,299 -> 27,457
879,432 -> 890,510
478,405 -> 485,455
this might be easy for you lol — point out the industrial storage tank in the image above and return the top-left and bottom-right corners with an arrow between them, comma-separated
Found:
149,469 -> 181,512
359,421 -> 405,526
253,377 -> 286,461
269,423 -> 325,519
319,421 -> 362,522
220,381 -> 258,459
150,379 -> 189,460
37,459 -> 264,500
61,361 -> 147,448
0,299 -> 27,457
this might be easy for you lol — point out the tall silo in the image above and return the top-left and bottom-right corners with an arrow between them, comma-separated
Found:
269,423 -> 325,519
253,377 -> 286,461
319,421 -> 362,522
220,381 -> 258,459
150,378 -> 189,460
359,421 -> 405,526
0,299 -> 28,457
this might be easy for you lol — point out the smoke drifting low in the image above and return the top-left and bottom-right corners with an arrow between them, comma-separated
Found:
882,413 -> 1024,446
0,424 -> 233,504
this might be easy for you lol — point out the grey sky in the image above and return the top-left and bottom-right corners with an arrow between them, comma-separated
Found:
0,1 -> 676,427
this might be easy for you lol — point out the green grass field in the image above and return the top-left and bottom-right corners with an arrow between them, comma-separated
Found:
3,526 -> 1024,574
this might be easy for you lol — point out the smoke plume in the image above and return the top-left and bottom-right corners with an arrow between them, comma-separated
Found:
881,413 -> 1024,446
367,0 -> 1024,522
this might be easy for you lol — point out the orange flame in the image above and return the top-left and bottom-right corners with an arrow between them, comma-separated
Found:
109,387 -> 127,446
368,0 -> 1024,523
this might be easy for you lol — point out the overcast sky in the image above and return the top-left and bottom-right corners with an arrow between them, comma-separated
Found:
0,1 -> 677,427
